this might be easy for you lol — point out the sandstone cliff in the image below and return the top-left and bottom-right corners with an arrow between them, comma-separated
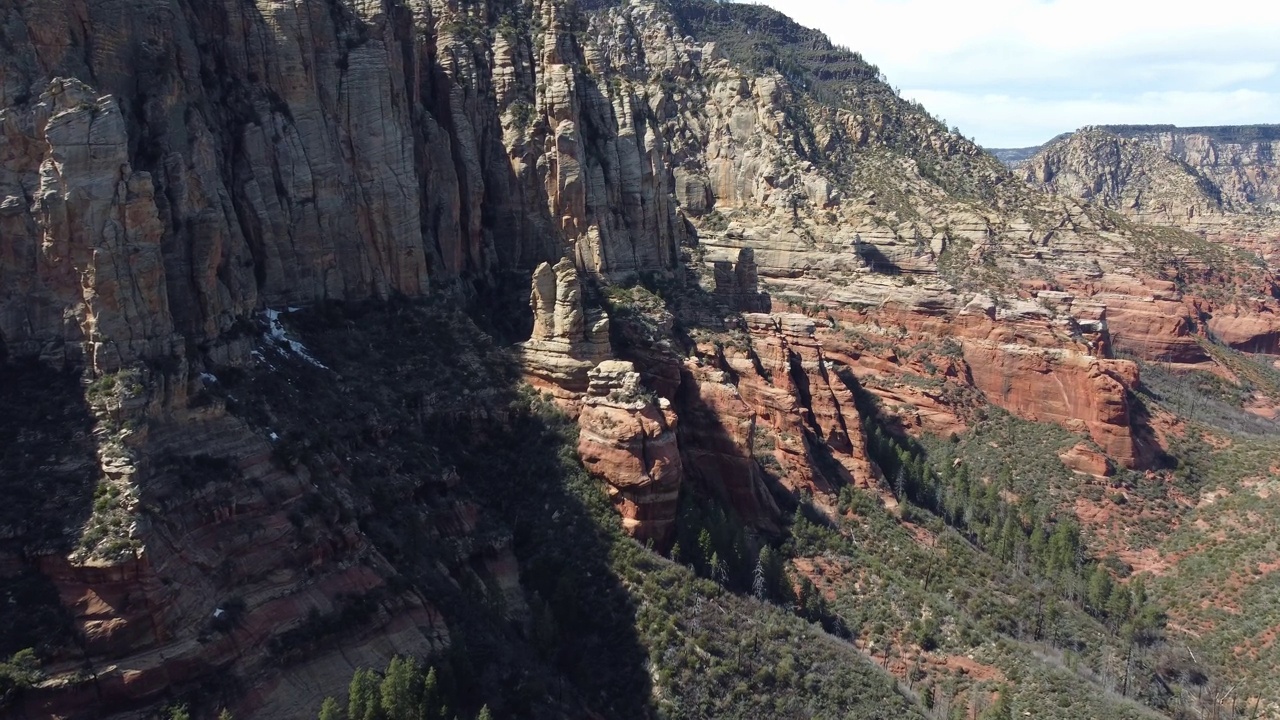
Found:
1015,125 -> 1280,265
0,0 -> 688,376
4,0 -> 1280,716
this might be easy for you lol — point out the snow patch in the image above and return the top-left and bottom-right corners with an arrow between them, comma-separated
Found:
262,309 -> 329,369
200,372 -> 218,384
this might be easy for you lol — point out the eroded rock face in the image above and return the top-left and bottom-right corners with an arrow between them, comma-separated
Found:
5,0 -> 1280,715
1021,125 -> 1280,220
735,313 -> 882,496
676,361 -> 783,531
713,248 -> 771,313
1017,125 -> 1280,273
577,360 -> 683,546
520,258 -> 612,396
0,79 -> 177,372
6,365 -> 446,719
0,0 -> 687,374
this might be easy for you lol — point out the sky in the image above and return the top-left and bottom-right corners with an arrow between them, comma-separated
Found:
751,0 -> 1280,147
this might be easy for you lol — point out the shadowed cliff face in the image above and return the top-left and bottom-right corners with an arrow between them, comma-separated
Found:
0,0 -> 685,374
4,0 -> 1280,717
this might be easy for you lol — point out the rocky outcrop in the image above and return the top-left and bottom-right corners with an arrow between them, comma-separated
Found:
1018,125 -> 1280,241
6,0 -> 1280,716
577,360 -> 683,546
676,361 -> 784,531
0,79 -> 178,371
1059,442 -> 1113,478
520,258 -> 612,397
0,0 -> 688,375
1020,127 -> 1228,224
4,362 -> 445,719
713,248 -> 771,312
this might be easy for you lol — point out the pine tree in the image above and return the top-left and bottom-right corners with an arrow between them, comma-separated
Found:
752,554 -> 767,600
422,666 -> 442,720
1130,576 -> 1148,609
318,697 -> 342,720
697,528 -> 714,573
348,668 -> 382,720
1106,584 -> 1132,628
709,551 -> 724,584
797,577 -> 825,620
1086,564 -> 1113,615
218,710 -> 235,720
476,706 -> 493,720
1047,521 -> 1080,576
380,656 -> 421,720
1028,521 -> 1047,571
980,687 -> 1013,720
997,514 -> 1020,562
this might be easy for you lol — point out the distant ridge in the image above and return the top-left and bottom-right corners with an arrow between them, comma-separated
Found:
1094,124 -> 1280,143
989,124 -> 1280,167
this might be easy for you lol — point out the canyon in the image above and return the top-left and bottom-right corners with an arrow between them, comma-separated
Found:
1,0 -> 1279,718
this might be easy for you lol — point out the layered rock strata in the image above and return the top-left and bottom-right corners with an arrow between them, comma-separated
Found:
577,360 -> 684,546
0,0 -> 686,376
5,362 -> 445,719
520,258 -> 613,397
4,0 -> 1280,716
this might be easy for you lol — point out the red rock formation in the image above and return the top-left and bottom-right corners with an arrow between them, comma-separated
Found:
809,290 -> 1151,469
1059,442 -> 1114,478
11,379 -> 446,719
676,360 -> 782,532
577,361 -> 683,547
732,313 -> 882,497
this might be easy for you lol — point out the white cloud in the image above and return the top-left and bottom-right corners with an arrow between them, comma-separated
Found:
750,0 -> 1280,146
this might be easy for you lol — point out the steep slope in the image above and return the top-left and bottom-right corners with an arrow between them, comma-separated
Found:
3,0 -> 1280,718
0,0 -> 688,375
1015,125 -> 1280,265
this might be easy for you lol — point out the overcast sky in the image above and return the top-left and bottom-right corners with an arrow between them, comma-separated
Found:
751,0 -> 1280,147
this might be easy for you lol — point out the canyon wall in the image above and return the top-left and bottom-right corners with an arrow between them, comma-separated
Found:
0,0 -> 686,374
1017,125 -> 1280,266
3,0 -> 1280,717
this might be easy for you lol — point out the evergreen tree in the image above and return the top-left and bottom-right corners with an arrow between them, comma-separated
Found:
422,666 -> 444,720
1028,522 -> 1047,570
980,687 -> 1013,720
797,577 -> 825,620
476,706 -> 493,720
1086,564 -> 1113,615
1047,521 -> 1080,576
380,656 -> 421,720
1106,584 -> 1132,628
318,697 -> 342,720
697,528 -> 714,573
348,668 -> 382,720
1130,576 -> 1149,609
996,514 -> 1020,562
752,553 -> 767,600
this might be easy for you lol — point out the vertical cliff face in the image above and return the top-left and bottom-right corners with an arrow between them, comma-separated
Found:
0,0 -> 689,374
0,1 -> 691,716
5,0 -> 1280,716
1019,125 -> 1280,229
